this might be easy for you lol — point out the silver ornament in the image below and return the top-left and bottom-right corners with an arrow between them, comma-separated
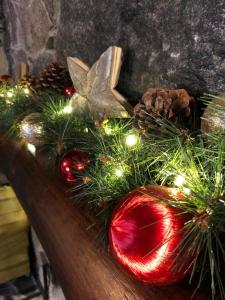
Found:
20,113 -> 43,146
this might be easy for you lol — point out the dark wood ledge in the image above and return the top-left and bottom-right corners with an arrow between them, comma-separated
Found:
0,136 -> 207,300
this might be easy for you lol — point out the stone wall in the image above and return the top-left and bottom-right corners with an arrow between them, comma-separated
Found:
0,0 -> 8,74
3,0 -> 60,77
3,0 -> 225,103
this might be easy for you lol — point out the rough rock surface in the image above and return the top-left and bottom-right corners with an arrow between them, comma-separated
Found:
3,0 -> 60,77
3,0 -> 225,102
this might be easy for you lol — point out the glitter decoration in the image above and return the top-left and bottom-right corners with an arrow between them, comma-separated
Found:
20,113 -> 43,146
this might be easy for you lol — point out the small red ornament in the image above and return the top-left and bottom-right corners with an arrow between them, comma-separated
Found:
0,75 -> 11,82
64,85 -> 75,97
60,149 -> 91,183
109,185 -> 190,285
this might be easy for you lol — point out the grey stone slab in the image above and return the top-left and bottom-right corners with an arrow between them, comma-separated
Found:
57,0 -> 225,101
3,0 -> 225,102
3,0 -> 58,78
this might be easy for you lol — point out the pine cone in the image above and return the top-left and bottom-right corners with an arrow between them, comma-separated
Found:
20,75 -> 38,88
134,88 -> 196,133
20,62 -> 73,95
36,62 -> 73,94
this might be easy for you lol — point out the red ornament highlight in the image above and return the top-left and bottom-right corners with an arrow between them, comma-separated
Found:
63,85 -> 75,97
60,149 -> 91,183
109,185 -> 189,285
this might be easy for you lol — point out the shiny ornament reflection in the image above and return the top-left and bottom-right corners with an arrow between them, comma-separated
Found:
20,113 -> 43,146
64,86 -> 75,97
60,149 -> 91,183
109,185 -> 189,285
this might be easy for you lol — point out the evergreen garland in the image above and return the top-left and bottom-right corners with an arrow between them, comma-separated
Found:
0,82 -> 225,299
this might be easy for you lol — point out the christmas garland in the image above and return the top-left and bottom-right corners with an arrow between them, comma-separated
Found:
0,77 -> 225,299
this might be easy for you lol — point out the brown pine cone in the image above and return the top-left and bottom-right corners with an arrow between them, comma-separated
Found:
20,75 -> 38,88
37,62 -> 73,93
134,88 -> 196,133
19,62 -> 73,95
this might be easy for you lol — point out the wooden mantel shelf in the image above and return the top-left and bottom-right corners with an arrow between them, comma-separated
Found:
0,137 -> 206,300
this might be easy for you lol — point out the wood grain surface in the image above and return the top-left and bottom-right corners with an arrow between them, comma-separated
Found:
0,137 -> 207,300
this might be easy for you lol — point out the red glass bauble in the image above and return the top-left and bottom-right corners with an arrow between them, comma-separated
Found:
63,85 -> 75,97
60,149 -> 91,183
109,185 -> 190,285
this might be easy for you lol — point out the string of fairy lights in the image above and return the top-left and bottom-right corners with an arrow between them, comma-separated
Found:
0,84 -> 191,200
0,84 -> 220,193
0,83 -> 206,196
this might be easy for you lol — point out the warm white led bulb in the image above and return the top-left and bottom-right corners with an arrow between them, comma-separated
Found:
125,134 -> 138,147
62,105 -> 73,114
115,168 -> 124,177
7,91 -> 13,98
174,175 -> 186,187
183,187 -> 191,195
26,143 -> 36,156
23,88 -> 30,95
104,126 -> 112,135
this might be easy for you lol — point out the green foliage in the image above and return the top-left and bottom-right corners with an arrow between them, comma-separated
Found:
153,133 -> 225,299
38,99 -> 97,161
0,84 -> 41,136
76,117 -> 225,299
1,84 -> 225,299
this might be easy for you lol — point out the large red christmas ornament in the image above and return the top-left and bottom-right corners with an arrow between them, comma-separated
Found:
109,185 -> 189,285
60,149 -> 91,183
63,85 -> 75,97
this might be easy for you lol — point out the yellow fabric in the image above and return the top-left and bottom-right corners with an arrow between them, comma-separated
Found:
0,186 -> 30,283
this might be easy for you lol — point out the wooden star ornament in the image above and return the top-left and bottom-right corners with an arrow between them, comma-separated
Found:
67,46 -> 133,117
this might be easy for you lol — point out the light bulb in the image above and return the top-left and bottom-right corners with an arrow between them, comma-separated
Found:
23,87 -> 30,95
7,91 -> 13,98
174,175 -> 186,187
5,99 -> 12,106
62,105 -> 73,114
104,125 -> 113,135
114,168 -> 124,177
125,133 -> 138,147
26,143 -> 36,156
